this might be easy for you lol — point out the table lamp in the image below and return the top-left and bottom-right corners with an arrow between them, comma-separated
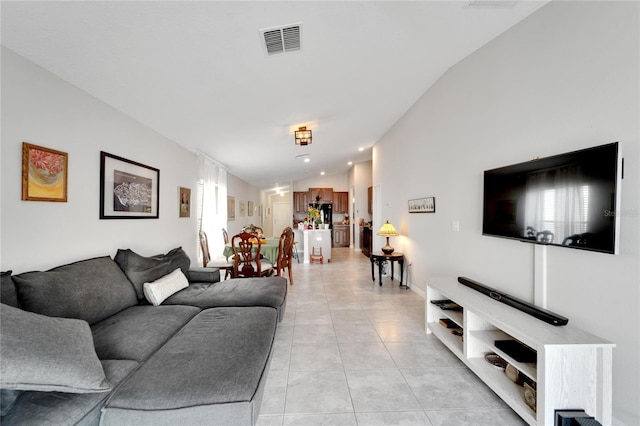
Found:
377,220 -> 399,254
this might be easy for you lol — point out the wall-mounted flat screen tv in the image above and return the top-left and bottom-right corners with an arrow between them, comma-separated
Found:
483,142 -> 620,254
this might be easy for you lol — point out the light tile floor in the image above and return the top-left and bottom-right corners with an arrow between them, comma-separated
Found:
258,248 -> 528,426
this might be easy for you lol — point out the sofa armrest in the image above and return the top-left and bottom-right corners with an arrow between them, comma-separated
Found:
187,267 -> 220,284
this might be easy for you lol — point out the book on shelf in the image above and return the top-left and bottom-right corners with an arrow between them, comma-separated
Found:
438,318 -> 459,328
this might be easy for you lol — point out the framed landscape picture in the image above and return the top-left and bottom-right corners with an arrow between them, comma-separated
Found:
248,201 -> 254,216
100,151 -> 159,219
21,142 -> 68,202
409,197 -> 435,213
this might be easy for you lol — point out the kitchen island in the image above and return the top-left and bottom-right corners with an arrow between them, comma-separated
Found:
302,229 -> 331,263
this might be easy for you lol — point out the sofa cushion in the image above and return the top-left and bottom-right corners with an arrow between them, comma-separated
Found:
187,266 -> 220,284
0,304 -> 111,394
101,307 -> 277,426
0,360 -> 138,426
114,247 -> 191,300
12,256 -> 137,325
1,271 -> 19,308
143,268 -> 189,306
163,276 -> 288,320
0,389 -> 21,416
91,305 -> 201,362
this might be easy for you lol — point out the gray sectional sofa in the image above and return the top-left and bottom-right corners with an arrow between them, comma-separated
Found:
0,247 -> 287,425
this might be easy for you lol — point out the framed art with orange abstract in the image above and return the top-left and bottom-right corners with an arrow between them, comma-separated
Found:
22,142 -> 68,202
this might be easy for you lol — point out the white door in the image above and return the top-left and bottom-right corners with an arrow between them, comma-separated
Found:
272,202 -> 290,237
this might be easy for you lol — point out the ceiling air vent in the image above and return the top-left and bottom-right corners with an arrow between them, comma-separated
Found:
260,23 -> 302,56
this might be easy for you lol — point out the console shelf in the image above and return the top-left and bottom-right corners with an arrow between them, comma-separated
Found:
425,278 -> 614,426
426,321 -> 463,358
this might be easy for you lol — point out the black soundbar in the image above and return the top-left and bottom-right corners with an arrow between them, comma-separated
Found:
457,276 -> 569,326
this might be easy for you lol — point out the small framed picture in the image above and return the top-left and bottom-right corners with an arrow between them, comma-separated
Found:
248,201 -> 254,216
239,201 -> 246,217
100,151 -> 159,219
228,196 -> 236,221
409,197 -> 435,213
179,187 -> 191,218
22,142 -> 68,202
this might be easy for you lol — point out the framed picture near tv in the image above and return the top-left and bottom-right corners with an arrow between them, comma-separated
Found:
409,197 -> 435,213
100,151 -> 159,219
482,142 -> 621,254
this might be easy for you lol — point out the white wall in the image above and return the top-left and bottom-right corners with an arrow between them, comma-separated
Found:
226,173 -> 260,237
293,173 -> 348,192
373,2 -> 639,424
1,47 -> 201,273
349,160 -> 373,251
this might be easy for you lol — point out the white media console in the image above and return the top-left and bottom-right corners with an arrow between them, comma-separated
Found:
425,277 -> 614,426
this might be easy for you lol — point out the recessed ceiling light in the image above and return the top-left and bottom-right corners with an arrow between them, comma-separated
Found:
348,161 -> 353,166
358,147 -> 365,152
304,158 -> 310,163
320,171 -> 325,176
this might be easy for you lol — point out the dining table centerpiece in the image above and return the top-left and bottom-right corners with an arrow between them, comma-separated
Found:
307,206 -> 322,229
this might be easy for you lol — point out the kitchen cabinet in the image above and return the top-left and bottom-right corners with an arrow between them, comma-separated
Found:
293,192 -> 309,213
309,188 -> 333,204
334,192 -> 349,214
333,225 -> 350,247
361,226 -> 372,257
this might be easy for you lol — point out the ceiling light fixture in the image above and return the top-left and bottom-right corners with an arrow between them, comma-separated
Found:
294,126 -> 312,146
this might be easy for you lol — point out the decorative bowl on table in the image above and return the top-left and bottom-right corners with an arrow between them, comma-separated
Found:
484,353 -> 508,370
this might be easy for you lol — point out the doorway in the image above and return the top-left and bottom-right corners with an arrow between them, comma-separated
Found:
272,202 -> 290,237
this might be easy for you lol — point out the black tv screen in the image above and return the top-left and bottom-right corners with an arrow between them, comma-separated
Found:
483,142 -> 620,254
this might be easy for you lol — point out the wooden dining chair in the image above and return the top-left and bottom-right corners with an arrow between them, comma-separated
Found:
199,230 -> 233,280
222,228 -> 229,244
231,232 -> 274,278
275,227 -> 295,285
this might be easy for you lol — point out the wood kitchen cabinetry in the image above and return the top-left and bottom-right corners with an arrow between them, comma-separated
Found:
334,192 -> 349,214
333,224 -> 350,247
360,226 -> 372,257
293,192 -> 309,213
309,188 -> 333,204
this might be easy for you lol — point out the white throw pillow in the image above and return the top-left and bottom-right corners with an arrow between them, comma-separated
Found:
142,268 -> 189,306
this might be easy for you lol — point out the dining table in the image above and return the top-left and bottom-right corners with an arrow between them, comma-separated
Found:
223,237 -> 280,265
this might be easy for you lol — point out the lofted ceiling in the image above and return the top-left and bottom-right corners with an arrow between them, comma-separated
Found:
1,1 -> 548,190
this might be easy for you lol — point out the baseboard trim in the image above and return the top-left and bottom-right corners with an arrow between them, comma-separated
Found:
410,285 -> 425,299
